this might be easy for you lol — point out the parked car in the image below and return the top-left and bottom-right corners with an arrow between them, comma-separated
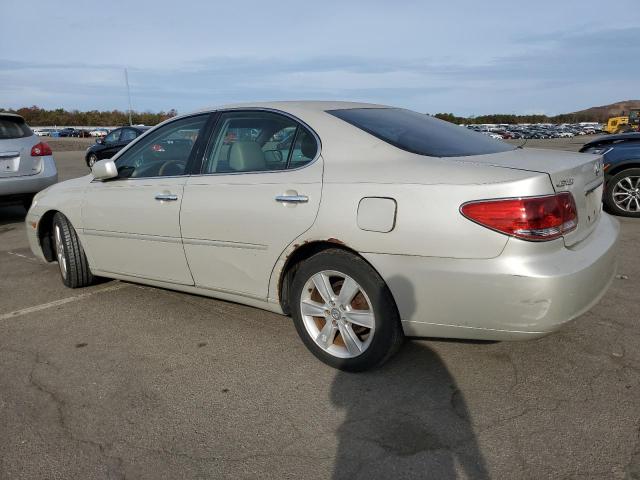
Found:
58,127 -> 76,137
89,128 -> 109,137
0,113 -> 58,210
84,126 -> 151,167
26,102 -> 618,371
72,129 -> 92,138
580,133 -> 640,217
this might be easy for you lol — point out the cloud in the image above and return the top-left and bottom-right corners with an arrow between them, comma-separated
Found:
0,26 -> 638,116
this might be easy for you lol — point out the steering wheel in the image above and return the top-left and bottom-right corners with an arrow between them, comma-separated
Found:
158,160 -> 185,176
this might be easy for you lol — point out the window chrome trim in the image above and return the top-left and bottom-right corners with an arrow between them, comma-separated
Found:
92,108 -> 322,181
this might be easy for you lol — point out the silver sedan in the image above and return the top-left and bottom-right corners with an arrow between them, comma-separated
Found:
25,102 -> 619,371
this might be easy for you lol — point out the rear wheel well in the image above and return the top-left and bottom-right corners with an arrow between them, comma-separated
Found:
607,162 -> 640,178
278,241 -> 395,316
38,210 -> 58,261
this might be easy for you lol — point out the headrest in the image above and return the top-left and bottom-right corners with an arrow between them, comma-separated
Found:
229,141 -> 266,172
300,133 -> 318,159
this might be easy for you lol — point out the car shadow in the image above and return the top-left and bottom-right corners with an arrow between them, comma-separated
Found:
0,204 -> 27,227
329,275 -> 489,479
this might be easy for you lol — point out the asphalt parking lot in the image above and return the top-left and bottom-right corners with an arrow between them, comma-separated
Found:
1,138 -> 639,480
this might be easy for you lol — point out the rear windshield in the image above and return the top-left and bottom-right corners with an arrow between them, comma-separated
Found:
327,108 -> 515,157
0,116 -> 33,139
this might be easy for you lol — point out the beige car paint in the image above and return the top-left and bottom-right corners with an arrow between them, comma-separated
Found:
180,157 -> 323,298
25,101 -> 619,342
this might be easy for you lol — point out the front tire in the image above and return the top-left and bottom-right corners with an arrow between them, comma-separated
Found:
604,168 -> 640,217
290,249 -> 403,371
87,153 -> 98,168
53,212 -> 94,288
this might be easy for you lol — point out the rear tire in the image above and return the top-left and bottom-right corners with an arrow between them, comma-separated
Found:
290,249 -> 404,371
604,168 -> 640,217
52,212 -> 95,288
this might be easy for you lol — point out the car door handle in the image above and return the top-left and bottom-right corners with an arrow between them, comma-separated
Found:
155,193 -> 179,201
275,194 -> 308,203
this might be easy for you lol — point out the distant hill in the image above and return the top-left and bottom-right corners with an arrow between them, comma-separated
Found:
563,100 -> 640,123
434,100 -> 640,125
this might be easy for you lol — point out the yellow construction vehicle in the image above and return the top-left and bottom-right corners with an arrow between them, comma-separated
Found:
604,109 -> 640,134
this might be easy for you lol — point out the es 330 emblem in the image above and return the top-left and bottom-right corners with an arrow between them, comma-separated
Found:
555,178 -> 574,188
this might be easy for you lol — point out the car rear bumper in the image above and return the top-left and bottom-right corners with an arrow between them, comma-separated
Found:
0,156 -> 57,197
363,213 -> 620,341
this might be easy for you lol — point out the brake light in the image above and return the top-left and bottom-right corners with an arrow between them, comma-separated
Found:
31,142 -> 52,156
461,193 -> 578,241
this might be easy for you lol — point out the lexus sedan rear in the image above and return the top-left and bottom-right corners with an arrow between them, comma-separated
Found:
25,102 -> 618,371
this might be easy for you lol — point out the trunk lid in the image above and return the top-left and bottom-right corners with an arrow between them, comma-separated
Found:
459,147 -> 604,246
0,135 -> 41,178
0,114 -> 42,178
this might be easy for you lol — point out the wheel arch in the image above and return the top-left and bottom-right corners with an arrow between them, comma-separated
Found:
276,239 -> 399,317
607,161 -> 640,178
37,209 -> 61,262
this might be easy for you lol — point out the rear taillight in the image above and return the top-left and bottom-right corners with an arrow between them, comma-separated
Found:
31,142 -> 52,156
461,193 -> 578,241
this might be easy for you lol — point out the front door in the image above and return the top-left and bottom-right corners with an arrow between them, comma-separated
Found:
82,114 -> 210,284
180,110 -> 322,298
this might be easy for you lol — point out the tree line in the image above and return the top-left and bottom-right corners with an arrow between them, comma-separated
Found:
1,105 -> 608,127
433,112 -> 604,125
0,106 -> 178,126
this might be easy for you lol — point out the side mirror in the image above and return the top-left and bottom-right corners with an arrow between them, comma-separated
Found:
96,137 -> 105,144
91,159 -> 118,181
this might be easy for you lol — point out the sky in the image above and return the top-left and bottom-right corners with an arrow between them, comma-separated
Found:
1,0 -> 639,117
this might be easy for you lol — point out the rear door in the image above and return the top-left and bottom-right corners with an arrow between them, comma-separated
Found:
0,115 -> 39,178
180,110 -> 322,298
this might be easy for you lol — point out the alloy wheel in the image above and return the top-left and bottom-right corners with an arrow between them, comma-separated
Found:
612,175 -> 640,213
299,270 -> 375,358
54,224 -> 68,280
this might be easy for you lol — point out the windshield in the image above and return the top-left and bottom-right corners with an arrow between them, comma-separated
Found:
327,108 -> 515,157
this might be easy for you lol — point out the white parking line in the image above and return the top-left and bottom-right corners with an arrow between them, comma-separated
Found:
0,283 -> 129,321
6,251 -> 39,262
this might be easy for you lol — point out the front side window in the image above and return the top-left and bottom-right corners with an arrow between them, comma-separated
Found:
327,108 -> 515,157
104,129 -> 121,143
114,115 -> 208,178
202,111 -> 317,174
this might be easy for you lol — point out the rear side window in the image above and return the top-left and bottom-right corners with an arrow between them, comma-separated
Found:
327,108 -> 515,157
201,111 -> 318,174
120,129 -> 138,141
0,116 -> 33,139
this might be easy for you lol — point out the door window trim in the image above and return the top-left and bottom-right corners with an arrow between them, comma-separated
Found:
193,108 -> 322,177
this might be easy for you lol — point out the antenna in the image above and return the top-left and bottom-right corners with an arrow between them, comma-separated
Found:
124,68 -> 133,126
